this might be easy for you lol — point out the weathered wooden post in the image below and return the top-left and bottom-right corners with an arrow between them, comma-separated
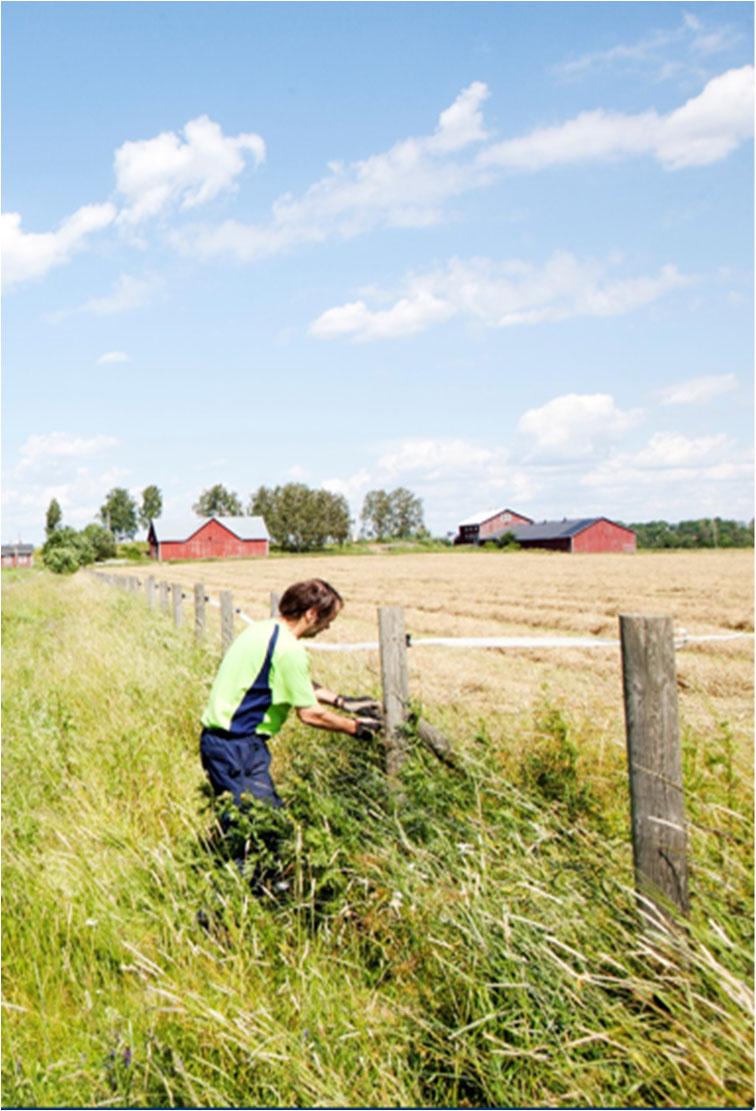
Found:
270,591 -> 280,617
220,590 -> 235,655
145,576 -> 156,609
620,614 -> 689,930
378,606 -> 410,783
171,584 -> 183,628
159,581 -> 169,613
194,583 -> 206,640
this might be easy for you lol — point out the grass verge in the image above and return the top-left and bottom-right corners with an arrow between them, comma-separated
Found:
2,571 -> 753,1107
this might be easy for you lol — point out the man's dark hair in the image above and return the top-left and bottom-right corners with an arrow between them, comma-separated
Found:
279,579 -> 343,621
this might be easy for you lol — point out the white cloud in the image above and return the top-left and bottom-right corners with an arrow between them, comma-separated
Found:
49,274 -> 163,322
311,291 -> 456,341
554,14 -> 743,82
481,65 -> 753,172
310,252 -> 693,341
629,430 -> 732,467
1,203 -> 117,288
97,351 -> 131,365
658,373 -> 738,404
171,83 -> 492,261
2,464 -> 131,541
376,438 -> 505,481
17,431 -> 119,471
322,438 -> 540,535
517,393 -> 643,461
580,433 -> 751,517
114,115 -> 266,225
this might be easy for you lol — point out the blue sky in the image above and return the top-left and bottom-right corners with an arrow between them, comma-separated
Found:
2,1 -> 753,543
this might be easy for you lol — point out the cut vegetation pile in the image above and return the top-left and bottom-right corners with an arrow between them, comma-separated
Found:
2,571 -> 753,1107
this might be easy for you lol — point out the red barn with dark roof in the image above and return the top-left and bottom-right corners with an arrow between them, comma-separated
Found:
508,517 -> 636,553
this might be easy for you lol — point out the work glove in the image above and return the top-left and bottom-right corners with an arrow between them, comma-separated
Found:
336,694 -> 382,718
354,717 -> 382,741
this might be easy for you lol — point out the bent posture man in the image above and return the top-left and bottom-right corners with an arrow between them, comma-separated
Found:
200,578 -> 381,809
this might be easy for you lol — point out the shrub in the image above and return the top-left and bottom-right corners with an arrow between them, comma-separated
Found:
41,527 -> 95,573
42,546 -> 81,575
494,530 -> 520,550
118,542 -> 149,561
81,523 -> 117,562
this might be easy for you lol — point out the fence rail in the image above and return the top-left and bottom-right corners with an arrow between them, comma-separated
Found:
89,568 -> 753,932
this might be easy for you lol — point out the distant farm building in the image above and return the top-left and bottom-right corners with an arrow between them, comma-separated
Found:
503,517 -> 636,553
147,516 -> 270,561
1,543 -> 34,568
455,508 -> 533,545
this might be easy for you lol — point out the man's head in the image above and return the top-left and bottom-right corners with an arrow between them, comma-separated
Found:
279,578 -> 343,638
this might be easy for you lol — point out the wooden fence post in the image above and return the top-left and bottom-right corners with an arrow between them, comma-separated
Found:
220,590 -> 235,655
619,614 -> 689,929
270,591 -> 280,617
171,584 -> 183,628
194,583 -> 206,640
378,606 -> 410,782
159,581 -> 169,613
145,576 -> 156,609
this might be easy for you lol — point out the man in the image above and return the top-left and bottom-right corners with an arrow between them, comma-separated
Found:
200,577 -> 381,810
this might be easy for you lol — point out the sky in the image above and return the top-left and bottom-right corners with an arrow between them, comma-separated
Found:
2,1 -> 753,544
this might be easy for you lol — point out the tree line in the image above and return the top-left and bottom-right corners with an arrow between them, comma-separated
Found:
41,482 -> 428,571
627,518 -> 754,549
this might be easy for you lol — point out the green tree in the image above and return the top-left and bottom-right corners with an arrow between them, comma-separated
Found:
82,523 -> 117,561
360,489 -> 393,540
138,485 -> 163,529
45,498 -> 63,536
629,518 -> 754,550
193,484 -> 243,516
360,487 -> 425,540
389,487 -> 425,539
99,488 -> 138,540
41,527 -> 95,573
249,483 -> 351,551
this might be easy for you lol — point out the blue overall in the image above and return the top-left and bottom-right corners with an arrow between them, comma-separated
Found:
199,625 -> 283,808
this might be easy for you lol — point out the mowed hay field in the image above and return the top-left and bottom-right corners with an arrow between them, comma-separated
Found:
117,549 -> 754,770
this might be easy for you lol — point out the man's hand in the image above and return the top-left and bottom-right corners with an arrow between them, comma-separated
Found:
336,694 -> 382,718
354,717 -> 382,741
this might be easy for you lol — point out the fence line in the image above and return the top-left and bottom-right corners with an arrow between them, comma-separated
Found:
89,567 -> 752,932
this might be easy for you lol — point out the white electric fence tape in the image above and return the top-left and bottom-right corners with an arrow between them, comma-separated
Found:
218,600 -> 753,652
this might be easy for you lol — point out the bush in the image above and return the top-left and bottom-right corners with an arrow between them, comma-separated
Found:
42,546 -> 81,575
41,528 -> 95,573
494,530 -> 520,550
82,523 -> 117,562
118,542 -> 149,561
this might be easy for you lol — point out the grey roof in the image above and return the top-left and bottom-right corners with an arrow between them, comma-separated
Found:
148,515 -> 269,542
2,543 -> 34,554
508,517 -> 633,542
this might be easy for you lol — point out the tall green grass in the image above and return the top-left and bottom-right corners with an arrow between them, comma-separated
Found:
2,571 -> 753,1107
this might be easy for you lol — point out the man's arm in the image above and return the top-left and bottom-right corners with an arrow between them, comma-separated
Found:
313,682 -> 381,717
312,683 -> 341,708
296,704 -> 380,740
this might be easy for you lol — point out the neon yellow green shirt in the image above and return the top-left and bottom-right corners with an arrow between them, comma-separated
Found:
201,619 -> 317,738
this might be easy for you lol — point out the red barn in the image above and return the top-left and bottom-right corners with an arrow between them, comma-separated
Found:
455,508 -> 533,545
1,543 -> 34,568
509,517 -> 636,553
147,516 -> 269,561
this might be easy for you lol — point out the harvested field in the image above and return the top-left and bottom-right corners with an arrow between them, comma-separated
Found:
108,549 -> 754,774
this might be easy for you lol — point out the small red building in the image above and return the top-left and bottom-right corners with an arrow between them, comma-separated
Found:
1,543 -> 34,568
455,508 -> 533,545
147,516 -> 269,561
510,517 -> 636,553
